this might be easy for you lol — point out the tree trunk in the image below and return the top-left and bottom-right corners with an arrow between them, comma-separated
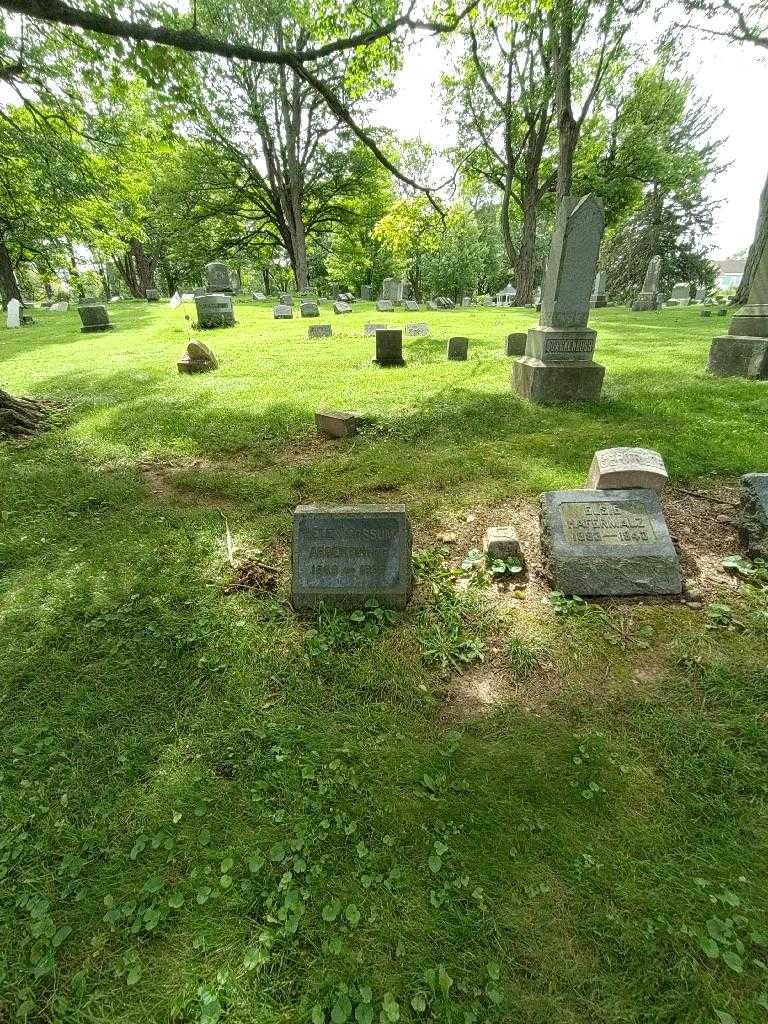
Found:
515,196 -> 539,305
735,166 -> 768,305
0,388 -> 50,438
262,267 -> 271,295
130,239 -> 155,297
159,256 -> 177,296
99,264 -> 112,300
552,0 -> 578,199
0,241 -> 22,309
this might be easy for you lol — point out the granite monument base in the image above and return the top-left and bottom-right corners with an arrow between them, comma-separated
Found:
513,357 -> 605,405
80,323 -> 115,334
708,336 -> 768,378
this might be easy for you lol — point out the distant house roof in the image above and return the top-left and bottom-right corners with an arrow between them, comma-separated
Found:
715,258 -> 746,275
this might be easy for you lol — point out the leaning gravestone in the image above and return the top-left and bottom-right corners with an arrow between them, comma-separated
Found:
513,194 -> 605,405
195,293 -> 235,329
506,332 -> 527,356
146,288 -> 160,302
540,488 -> 681,596
6,298 -> 21,328
376,299 -> 395,313
78,303 -> 114,333
708,239 -> 768,378
586,448 -> 668,492
301,300 -> 320,318
206,262 -> 233,293
178,340 -> 218,374
739,474 -> 768,558
590,270 -> 608,308
374,329 -> 405,366
274,304 -> 293,319
308,324 -> 332,339
292,504 -> 412,610
404,300 -> 420,312
631,256 -> 661,311
447,337 -> 468,361
405,323 -> 428,336
333,301 -> 352,314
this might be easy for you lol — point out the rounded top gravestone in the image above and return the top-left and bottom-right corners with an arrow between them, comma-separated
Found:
205,262 -> 233,293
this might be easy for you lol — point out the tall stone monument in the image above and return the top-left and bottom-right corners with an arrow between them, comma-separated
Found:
631,256 -> 661,311
205,262 -> 233,294
512,194 -> 605,405
381,278 -> 404,304
708,240 -> 768,378
590,271 -> 608,308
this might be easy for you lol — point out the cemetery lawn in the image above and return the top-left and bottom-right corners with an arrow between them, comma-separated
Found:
2,299 -> 768,1024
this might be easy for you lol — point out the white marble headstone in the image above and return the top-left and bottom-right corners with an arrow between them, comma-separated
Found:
6,298 -> 21,328
170,291 -> 182,309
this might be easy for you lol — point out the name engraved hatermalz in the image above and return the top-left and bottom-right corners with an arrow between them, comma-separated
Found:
305,521 -> 397,587
560,501 -> 657,546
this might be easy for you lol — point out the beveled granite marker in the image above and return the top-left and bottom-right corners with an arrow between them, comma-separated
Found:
513,194 -> 605,405
292,504 -> 412,610
631,256 -> 661,312
586,448 -> 668,492
78,303 -> 115,333
195,293 -> 235,328
708,237 -> 768,378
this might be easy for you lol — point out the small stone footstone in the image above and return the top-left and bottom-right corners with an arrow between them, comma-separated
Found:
315,410 -> 359,437
739,474 -> 768,557
406,323 -> 429,336
334,301 -> 352,314
195,293 -> 236,328
586,447 -> 668,492
308,324 -> 332,339
291,504 -> 412,610
505,332 -> 526,356
513,193 -> 606,405
447,336 -> 468,360
364,322 -> 388,336
146,288 -> 160,302
374,329 -> 405,366
483,527 -> 522,561
178,340 -> 218,374
376,299 -> 395,313
78,303 -> 115,333
301,301 -> 320,317
404,300 -> 420,312
274,304 -> 293,319
540,488 -> 682,596
700,307 -> 712,317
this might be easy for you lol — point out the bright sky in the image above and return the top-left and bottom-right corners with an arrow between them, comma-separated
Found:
375,29 -> 768,259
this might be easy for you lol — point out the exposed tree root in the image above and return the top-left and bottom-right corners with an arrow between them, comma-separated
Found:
0,388 -> 52,438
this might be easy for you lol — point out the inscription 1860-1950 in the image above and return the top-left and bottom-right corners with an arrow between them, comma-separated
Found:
560,500 -> 657,546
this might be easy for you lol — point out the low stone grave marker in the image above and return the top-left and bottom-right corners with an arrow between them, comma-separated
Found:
301,300 -> 320,318
404,300 -> 420,312
447,336 -> 468,361
292,504 -> 412,610
483,527 -> 523,564
178,340 -> 218,374
405,323 -> 429,336
308,324 -> 332,339
278,292 -> 293,306
315,410 -> 359,438
146,288 -> 160,302
274,304 -> 293,319
78,304 -> 115,334
374,329 -> 405,367
540,488 -> 681,596
585,447 -> 668,492
505,332 -> 526,356
333,301 -> 352,314
195,293 -> 235,328
740,474 -> 768,558
376,299 -> 395,313
364,322 -> 388,336
50,301 -> 69,312
462,297 -> 472,308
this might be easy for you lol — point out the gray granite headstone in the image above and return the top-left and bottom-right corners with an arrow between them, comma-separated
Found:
590,270 -> 607,308
376,299 -> 395,313
631,256 -> 661,311
505,332 -> 527,356
540,488 -> 681,596
739,474 -> 768,557
308,324 -> 332,339
382,278 -> 404,303
195,293 -> 235,328
78,304 -> 114,333
513,194 -> 606,405
292,504 -> 412,610
274,304 -> 293,319
206,262 -> 233,294
586,448 -> 668,492
447,336 -> 468,360
374,329 -> 404,366
708,236 -> 768,378
669,282 -> 690,306
405,323 -> 428,336
300,300 -> 320,317
333,301 -> 352,314
360,284 -> 372,301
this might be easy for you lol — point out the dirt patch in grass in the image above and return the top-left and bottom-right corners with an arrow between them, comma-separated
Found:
663,481 -> 742,600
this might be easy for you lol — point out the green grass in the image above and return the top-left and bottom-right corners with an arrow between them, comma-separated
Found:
1,299 -> 767,1024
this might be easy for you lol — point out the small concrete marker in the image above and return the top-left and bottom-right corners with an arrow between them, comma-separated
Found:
315,410 -> 359,438
585,448 -> 668,493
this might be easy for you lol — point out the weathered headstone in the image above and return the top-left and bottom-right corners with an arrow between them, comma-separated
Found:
540,488 -> 681,596
374,329 -> 405,366
590,270 -> 608,308
740,473 -> 768,557
447,336 -> 468,361
404,299 -> 420,312
483,526 -> 523,562
50,301 -> 69,312
405,323 -> 428,336
364,322 -> 388,336
274,304 -> 293,319
278,292 -> 293,306
333,301 -> 352,314
300,300 -> 320,318
585,447 -> 668,492
631,256 -> 661,311
146,288 -> 160,302
708,240 -> 768,378
206,261 -> 233,293
178,339 -> 218,374
435,296 -> 455,309
78,303 -> 114,333
360,284 -> 372,301
252,291 -> 267,300
195,293 -> 235,329
376,299 -> 395,313
169,291 -> 182,309
6,298 -> 21,328
315,410 -> 359,438
669,282 -> 690,306
382,278 -> 404,304
505,332 -> 527,356
193,287 -> 207,297
292,504 -> 412,610
462,297 -> 472,308
513,194 -> 606,405
307,324 -> 332,339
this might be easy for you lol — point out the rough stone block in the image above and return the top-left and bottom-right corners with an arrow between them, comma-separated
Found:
315,410 -> 359,438
483,527 -> 522,560
374,329 -> 405,367
513,357 -> 604,405
540,488 -> 682,596
505,332 -> 527,356
447,336 -> 468,360
292,504 -> 412,610
740,474 -> 768,558
586,448 -> 668,492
